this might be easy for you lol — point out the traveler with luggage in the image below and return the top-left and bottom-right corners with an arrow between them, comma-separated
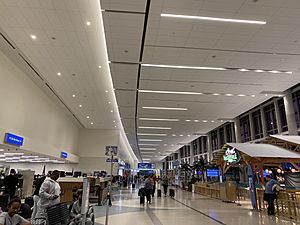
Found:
264,176 -> 281,215
162,176 -> 169,197
144,176 -> 154,204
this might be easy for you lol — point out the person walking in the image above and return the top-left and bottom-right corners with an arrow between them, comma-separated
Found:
162,176 -> 169,197
144,176 -> 153,204
34,170 -> 61,224
31,175 -> 46,221
265,176 -> 280,215
4,169 -> 19,199
151,175 -> 157,197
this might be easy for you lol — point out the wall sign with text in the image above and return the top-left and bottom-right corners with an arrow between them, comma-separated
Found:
4,133 -> 24,146
223,147 -> 240,163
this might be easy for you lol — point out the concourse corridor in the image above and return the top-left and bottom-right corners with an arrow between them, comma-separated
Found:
93,188 -> 297,225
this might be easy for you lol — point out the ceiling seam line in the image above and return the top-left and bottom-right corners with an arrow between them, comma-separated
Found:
135,0 -> 152,162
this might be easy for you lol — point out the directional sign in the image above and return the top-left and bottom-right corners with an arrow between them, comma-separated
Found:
106,158 -> 118,163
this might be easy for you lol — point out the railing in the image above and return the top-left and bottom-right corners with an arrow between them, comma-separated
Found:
257,189 -> 300,221
194,183 -> 221,199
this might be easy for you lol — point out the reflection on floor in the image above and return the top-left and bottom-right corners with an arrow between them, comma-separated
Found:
93,188 -> 298,225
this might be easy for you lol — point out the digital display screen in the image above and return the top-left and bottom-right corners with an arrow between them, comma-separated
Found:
4,133 -> 24,146
138,163 -> 153,169
207,169 -> 219,177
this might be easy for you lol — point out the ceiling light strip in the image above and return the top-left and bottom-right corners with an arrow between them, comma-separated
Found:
161,13 -> 267,25
137,133 -> 168,136
142,106 -> 188,111
139,117 -> 179,121
139,126 -> 171,130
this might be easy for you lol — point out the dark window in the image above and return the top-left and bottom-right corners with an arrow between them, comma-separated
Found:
194,156 -> 198,162
180,148 -> 184,158
184,146 -> 187,158
264,103 -> 278,135
203,136 -> 207,153
292,90 -> 300,128
277,98 -> 288,132
187,146 -> 191,157
211,130 -> 218,150
192,140 -> 197,155
198,138 -> 202,154
225,123 -> 233,142
174,153 -> 178,160
252,110 -> 263,139
219,127 -> 225,148
240,115 -> 251,142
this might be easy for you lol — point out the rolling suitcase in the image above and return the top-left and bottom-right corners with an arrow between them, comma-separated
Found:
169,188 -> 175,198
157,189 -> 162,197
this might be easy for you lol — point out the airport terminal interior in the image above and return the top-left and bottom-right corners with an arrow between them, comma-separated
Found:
0,0 -> 300,225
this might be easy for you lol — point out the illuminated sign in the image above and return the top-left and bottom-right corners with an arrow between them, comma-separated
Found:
4,133 -> 24,146
61,152 -> 68,159
207,169 -> 219,177
223,147 -> 239,163
138,163 -> 153,169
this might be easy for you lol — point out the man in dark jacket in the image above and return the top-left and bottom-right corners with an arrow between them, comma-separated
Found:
4,169 -> 19,199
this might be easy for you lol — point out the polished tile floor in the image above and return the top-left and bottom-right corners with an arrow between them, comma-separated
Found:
93,187 -> 298,225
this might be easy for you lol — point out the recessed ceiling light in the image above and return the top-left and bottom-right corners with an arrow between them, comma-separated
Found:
142,63 -> 227,71
265,94 -> 268,97
139,139 -> 163,142
113,120 -> 116,123
140,148 -> 157,150
142,106 -> 188,111
185,119 -> 191,122
163,144 -> 168,146
161,13 -> 267,25
98,65 -> 102,68
114,125 -> 117,128
238,68 -> 250,72
72,94 -> 76,98
137,133 -> 167,136
269,70 -> 280,73
79,104 -> 82,108
212,93 -> 220,96
30,35 -> 37,40
194,120 -> 199,122
187,135 -> 191,137
86,116 -> 90,119
105,90 -> 109,93
138,144 -> 160,146
139,90 -> 203,95
139,126 -> 171,130
221,120 -> 224,122
86,21 -> 91,26
171,144 -> 174,146
251,95 -> 256,97
255,69 -> 264,73
110,110 -> 113,113
286,71 -> 293,74
108,101 -> 111,104
172,134 -> 176,136
225,93 -> 233,96
139,118 -> 179,122
57,72 -> 61,76
202,120 -> 208,123
179,134 -> 184,137
237,94 -> 246,97
211,120 -> 215,123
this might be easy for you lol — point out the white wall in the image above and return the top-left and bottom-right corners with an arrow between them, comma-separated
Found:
0,162 -> 78,174
0,50 -> 79,160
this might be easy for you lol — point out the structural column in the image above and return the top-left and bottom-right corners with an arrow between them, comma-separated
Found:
207,133 -> 213,162
234,117 -> 241,143
283,90 -> 298,135
274,99 -> 282,134
260,105 -> 268,137
248,113 -> 255,141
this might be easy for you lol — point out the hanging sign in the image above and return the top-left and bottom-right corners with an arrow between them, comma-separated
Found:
4,133 -> 24,146
223,147 -> 240,163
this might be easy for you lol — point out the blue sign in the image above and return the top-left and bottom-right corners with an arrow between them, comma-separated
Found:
207,169 -> 219,177
106,158 -> 118,163
4,133 -> 24,146
61,152 -> 68,159
138,163 -> 153,169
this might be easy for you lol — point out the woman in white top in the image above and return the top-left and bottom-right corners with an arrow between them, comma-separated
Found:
0,198 -> 31,225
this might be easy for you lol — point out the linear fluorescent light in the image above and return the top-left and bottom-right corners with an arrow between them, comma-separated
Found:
139,90 -> 203,95
138,143 -> 160,146
139,126 -> 171,130
161,13 -> 267,25
142,63 -> 226,71
138,133 -> 167,136
140,148 -> 157,150
139,139 -> 163,142
142,106 -> 188,111
139,118 -> 179,122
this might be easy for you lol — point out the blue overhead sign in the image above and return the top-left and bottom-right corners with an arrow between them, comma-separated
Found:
61,152 -> 68,159
138,163 -> 153,169
207,169 -> 219,177
4,133 -> 24,146
106,158 -> 118,163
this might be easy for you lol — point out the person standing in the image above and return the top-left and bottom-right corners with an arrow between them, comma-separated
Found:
35,170 -> 61,223
4,169 -> 19,199
144,176 -> 153,204
162,176 -> 169,197
151,175 -> 157,197
0,197 -> 31,225
31,175 -> 46,221
265,176 -> 280,215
